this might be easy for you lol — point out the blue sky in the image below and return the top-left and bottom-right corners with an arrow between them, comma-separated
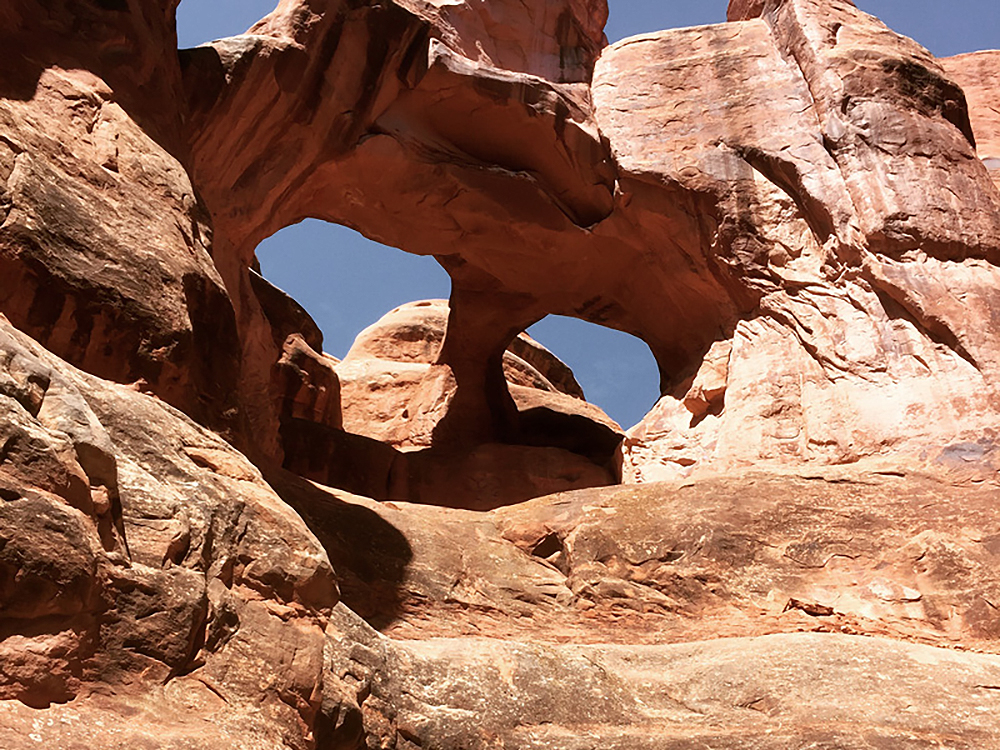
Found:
176,1 -> 998,428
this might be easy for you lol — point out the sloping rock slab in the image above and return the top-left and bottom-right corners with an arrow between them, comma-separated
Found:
328,604 -> 1000,749
278,468 -> 1000,652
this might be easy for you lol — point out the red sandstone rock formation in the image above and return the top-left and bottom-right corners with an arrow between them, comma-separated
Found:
178,0 -> 1000,485
2,0 -> 1000,747
0,1 -> 242,436
941,50 -> 1000,189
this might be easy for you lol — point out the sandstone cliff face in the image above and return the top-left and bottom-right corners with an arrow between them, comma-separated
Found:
612,1 -> 1000,482
0,316 -> 336,746
941,50 -> 1000,190
3,0 -> 1000,748
0,1 -> 243,435
177,0 -> 1000,485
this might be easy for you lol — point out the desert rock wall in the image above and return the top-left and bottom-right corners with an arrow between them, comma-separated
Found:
178,0 -> 1000,484
2,0 -> 1000,748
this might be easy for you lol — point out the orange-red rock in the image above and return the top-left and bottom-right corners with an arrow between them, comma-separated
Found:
337,299 -> 611,446
941,50 -> 1000,189
291,299 -> 622,510
178,0 -> 1000,485
4,0 -> 1000,747
0,4 -> 242,434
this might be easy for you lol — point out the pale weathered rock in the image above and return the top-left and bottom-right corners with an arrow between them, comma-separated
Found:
326,606 -> 1000,749
279,465 -> 1000,747
595,7 -> 1000,482
941,50 -> 1000,189
729,0 -> 999,259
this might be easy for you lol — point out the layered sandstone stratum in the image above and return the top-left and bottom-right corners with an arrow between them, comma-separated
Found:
2,0 -> 1000,747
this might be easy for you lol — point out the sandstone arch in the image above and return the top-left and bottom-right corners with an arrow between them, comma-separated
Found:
179,0 -> 1000,485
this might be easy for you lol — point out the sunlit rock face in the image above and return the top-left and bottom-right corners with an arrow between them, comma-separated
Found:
604,1 -> 1000,483
940,49 -> 1000,190
4,0 -> 1000,747
180,0 -> 1000,484
318,299 -> 621,510
0,0 -> 241,435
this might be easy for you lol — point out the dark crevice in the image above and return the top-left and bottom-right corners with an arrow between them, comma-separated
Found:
689,395 -> 725,430
734,143 -> 835,245
869,278 -> 980,372
530,531 -> 565,561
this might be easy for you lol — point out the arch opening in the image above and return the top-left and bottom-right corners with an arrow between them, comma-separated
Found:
255,219 -> 451,360
249,220 -> 666,509
525,315 -> 660,432
255,222 -> 662,438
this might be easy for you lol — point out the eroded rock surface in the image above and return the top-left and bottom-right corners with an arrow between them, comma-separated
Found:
0,5 -> 242,434
609,2 -> 1000,482
941,50 -> 1000,188
277,468 -> 1000,650
3,0 -> 1000,748
178,0 -> 1000,484
0,317 -> 337,747
278,299 -> 620,510
327,615 -> 1000,749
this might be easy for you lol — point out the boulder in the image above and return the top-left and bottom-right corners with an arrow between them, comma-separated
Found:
297,299 -> 623,510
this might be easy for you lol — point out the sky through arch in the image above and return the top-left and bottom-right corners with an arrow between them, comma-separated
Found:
177,0 -> 999,428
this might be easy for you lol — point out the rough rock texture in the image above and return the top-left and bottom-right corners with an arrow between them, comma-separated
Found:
277,300 -> 620,510
0,317 -> 337,747
282,468 -> 1000,650
0,2 -> 242,434
179,0 -> 1000,484
615,1 -> 1000,481
4,0 -> 1000,747
325,620 -> 1000,749
941,50 -> 1000,189
180,0 -> 621,457
337,300 -> 600,446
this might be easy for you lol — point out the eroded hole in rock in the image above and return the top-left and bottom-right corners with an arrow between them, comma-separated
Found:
5,0 -> 1000,746
253,221 -> 642,510
255,220 -> 450,362
526,315 -> 660,432
530,532 -> 563,559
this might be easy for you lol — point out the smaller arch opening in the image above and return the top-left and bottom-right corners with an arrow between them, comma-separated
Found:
526,315 -> 661,431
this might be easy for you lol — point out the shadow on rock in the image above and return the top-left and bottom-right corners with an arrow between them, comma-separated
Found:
265,468 -> 414,631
